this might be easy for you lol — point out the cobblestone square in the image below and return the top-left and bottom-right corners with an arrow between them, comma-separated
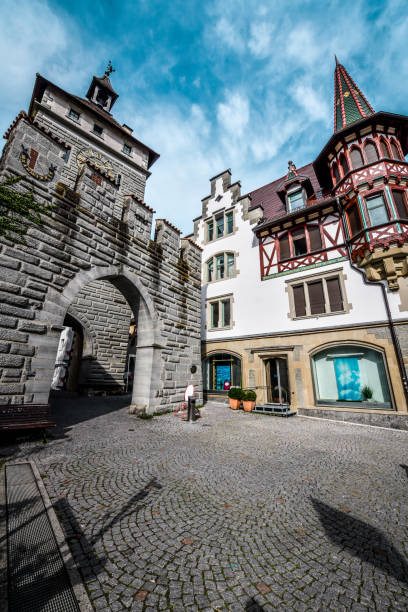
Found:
5,398 -> 408,611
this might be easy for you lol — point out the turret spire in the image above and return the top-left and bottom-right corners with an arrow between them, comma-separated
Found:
334,58 -> 374,132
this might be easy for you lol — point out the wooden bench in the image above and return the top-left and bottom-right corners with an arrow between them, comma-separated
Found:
0,404 -> 55,439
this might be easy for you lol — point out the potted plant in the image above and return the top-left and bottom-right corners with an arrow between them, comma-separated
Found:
361,385 -> 374,402
242,389 -> 256,412
228,387 -> 243,410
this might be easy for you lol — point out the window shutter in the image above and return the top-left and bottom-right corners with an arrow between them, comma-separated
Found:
380,140 -> 389,158
347,203 -> 363,235
340,154 -> 349,175
279,234 -> 290,260
393,191 -> 407,219
293,285 -> 306,317
326,277 -> 343,312
308,225 -> 322,251
364,142 -> 379,164
308,281 -> 325,315
390,141 -> 401,161
350,147 -> 364,169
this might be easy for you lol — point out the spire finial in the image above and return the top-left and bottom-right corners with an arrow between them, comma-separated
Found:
335,54 -> 339,66
105,60 -> 115,77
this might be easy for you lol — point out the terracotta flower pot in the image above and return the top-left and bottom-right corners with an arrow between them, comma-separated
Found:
243,400 -> 255,412
229,398 -> 241,410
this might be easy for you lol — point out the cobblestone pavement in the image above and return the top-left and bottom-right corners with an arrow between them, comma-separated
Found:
4,398 -> 408,611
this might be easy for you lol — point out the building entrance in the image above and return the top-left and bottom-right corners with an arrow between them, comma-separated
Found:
266,357 -> 290,405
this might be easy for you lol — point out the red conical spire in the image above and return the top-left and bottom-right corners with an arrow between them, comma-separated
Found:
334,58 -> 374,132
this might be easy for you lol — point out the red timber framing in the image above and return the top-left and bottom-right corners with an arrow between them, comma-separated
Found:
257,210 -> 347,279
331,137 -> 406,192
349,220 -> 408,262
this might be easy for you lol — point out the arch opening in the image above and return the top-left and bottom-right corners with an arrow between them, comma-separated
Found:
30,267 -> 161,413
202,352 -> 242,396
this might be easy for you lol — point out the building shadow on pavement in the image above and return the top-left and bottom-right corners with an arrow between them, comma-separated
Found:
90,477 -> 162,544
245,598 -> 264,610
311,497 -> 408,585
53,478 -> 162,583
400,464 -> 408,479
48,393 -> 132,440
54,497 -> 107,582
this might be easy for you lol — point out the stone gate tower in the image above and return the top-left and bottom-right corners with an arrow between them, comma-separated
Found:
0,65 -> 202,414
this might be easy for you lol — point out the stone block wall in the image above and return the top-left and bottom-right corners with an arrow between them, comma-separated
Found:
0,116 -> 202,412
68,279 -> 132,390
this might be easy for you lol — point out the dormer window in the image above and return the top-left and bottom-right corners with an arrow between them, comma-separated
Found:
123,144 -> 132,156
287,188 -> 304,212
68,108 -> 80,122
93,124 -> 103,137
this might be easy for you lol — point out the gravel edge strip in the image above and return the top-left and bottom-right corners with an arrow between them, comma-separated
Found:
28,460 -> 93,612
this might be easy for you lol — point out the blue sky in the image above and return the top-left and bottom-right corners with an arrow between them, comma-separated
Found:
1,0 -> 408,234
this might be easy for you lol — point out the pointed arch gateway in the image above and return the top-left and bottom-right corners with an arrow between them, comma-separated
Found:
29,265 -> 163,413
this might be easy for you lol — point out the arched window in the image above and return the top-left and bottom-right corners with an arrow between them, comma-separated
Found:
339,153 -> 349,176
206,253 -> 235,282
311,345 -> 391,407
332,163 -> 341,184
350,147 -> 364,169
364,141 -> 379,164
202,352 -> 242,393
380,138 -> 390,159
390,139 -> 402,161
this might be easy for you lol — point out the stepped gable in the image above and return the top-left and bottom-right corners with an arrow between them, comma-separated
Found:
249,162 -> 323,222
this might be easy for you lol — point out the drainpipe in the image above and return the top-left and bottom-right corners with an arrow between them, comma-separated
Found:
336,196 -> 408,407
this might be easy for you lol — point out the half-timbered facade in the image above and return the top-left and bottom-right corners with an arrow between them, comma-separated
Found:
192,59 -> 408,428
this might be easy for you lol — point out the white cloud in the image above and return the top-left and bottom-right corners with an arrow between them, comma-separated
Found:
0,0 -> 106,131
286,24 -> 321,66
213,17 -> 245,52
217,91 -> 249,138
291,82 -> 331,125
248,22 -> 273,58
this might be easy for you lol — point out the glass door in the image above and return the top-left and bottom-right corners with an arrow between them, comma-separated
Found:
266,358 -> 290,404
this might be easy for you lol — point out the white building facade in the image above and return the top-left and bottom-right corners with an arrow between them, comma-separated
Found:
191,61 -> 408,428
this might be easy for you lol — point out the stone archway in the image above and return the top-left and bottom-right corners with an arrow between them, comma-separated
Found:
26,265 -> 163,413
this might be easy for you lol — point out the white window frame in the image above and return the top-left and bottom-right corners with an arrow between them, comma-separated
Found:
205,252 -> 237,284
207,294 -> 234,330
205,209 -> 235,243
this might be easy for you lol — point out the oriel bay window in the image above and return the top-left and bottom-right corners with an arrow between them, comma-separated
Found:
206,252 -> 236,283
288,271 -> 349,319
279,225 -> 323,261
365,193 -> 390,226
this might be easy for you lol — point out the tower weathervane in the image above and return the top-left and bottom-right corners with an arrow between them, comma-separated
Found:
105,61 -> 115,77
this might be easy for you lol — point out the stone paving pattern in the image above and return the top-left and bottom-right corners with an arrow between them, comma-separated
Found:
5,398 -> 408,611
